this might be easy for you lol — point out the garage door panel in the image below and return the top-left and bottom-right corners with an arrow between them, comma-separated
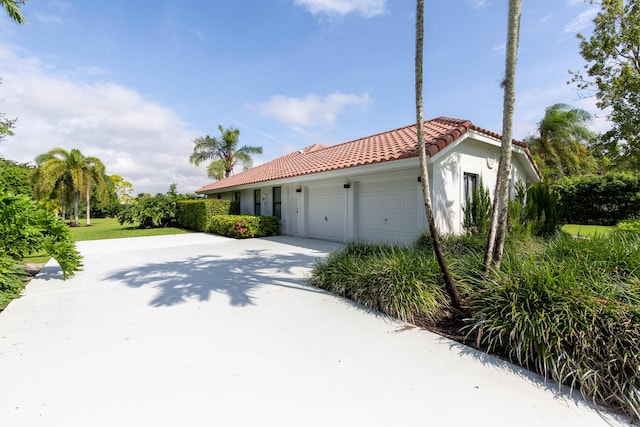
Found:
358,176 -> 418,245
307,185 -> 345,242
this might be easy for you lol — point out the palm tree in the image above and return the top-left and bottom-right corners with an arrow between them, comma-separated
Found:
190,125 -> 263,180
415,0 -> 461,308
35,148 -> 108,226
485,0 -> 522,271
526,103 -> 596,181
1,0 -> 26,24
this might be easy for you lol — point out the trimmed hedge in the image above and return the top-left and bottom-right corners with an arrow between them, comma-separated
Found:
208,215 -> 279,238
177,199 -> 240,231
554,173 -> 640,225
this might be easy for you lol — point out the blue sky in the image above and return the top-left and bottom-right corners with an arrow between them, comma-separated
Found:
0,0 -> 604,194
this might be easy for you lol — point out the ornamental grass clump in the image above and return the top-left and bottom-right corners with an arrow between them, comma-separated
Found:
468,232 -> 640,419
309,242 -> 449,323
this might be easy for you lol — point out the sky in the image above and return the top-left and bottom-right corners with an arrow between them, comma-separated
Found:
0,0 -> 607,195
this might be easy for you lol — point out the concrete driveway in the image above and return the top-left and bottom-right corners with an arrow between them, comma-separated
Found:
0,234 -> 631,426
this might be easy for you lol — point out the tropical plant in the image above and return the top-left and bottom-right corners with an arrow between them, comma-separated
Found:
415,0 -> 461,308
1,0 -> 26,24
35,148 -> 109,226
570,0 -> 640,169
485,0 -> 522,271
117,184 -> 196,229
526,103 -> 597,180
309,242 -> 454,323
463,176 -> 492,236
0,189 -> 82,279
190,125 -> 263,180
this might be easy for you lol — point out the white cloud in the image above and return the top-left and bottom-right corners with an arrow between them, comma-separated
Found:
253,92 -> 371,128
470,0 -> 491,9
294,0 -> 386,18
564,8 -> 598,33
0,45 -> 205,195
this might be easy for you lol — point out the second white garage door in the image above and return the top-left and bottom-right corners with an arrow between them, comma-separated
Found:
357,174 -> 420,245
307,184 -> 345,242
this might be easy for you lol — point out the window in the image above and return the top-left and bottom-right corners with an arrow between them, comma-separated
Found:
254,189 -> 261,215
234,192 -> 240,202
273,187 -> 282,219
464,173 -> 478,205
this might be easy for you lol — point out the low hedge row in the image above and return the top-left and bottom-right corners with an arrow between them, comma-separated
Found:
177,199 -> 240,231
554,173 -> 640,225
208,215 -> 279,239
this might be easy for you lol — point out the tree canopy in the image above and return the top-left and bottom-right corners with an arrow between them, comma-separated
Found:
526,103 -> 599,180
571,0 -> 640,168
190,125 -> 263,180
35,148 -> 109,225
1,0 -> 26,24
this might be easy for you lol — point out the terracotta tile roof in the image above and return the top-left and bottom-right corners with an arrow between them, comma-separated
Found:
196,117 -> 539,193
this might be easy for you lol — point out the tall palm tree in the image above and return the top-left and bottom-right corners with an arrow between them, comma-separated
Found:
485,0 -> 522,271
527,103 -> 596,180
415,0 -> 461,308
35,148 -> 108,226
190,125 -> 263,180
1,0 -> 26,24
83,156 -> 109,226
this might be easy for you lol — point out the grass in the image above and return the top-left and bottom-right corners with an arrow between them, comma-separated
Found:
69,218 -> 192,241
561,223 -> 616,237
24,218 -> 193,265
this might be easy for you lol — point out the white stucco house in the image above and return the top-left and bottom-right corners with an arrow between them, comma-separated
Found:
195,117 -> 541,245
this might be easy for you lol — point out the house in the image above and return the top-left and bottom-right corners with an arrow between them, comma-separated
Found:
196,117 -> 541,245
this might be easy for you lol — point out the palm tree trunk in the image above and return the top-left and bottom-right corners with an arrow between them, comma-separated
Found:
60,186 -> 66,220
485,0 -> 522,271
86,188 -> 91,226
416,0 -> 462,308
73,190 -> 79,226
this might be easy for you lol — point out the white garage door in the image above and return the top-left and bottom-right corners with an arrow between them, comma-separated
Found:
307,184 -> 345,242
358,175 -> 419,245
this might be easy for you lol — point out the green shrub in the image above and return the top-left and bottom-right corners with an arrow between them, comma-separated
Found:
524,182 -> 560,236
617,219 -> 640,233
555,173 -> 640,225
177,199 -> 239,231
467,232 -> 640,419
0,190 -> 82,279
310,242 -> 451,323
0,253 -> 28,311
463,177 -> 492,236
117,184 -> 198,229
208,215 -> 279,238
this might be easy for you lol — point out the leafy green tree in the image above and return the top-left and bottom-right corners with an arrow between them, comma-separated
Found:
35,148 -> 109,226
526,103 -> 598,180
0,157 -> 33,195
190,125 -> 263,180
109,174 -> 134,205
1,0 -> 26,24
0,190 -> 82,280
570,0 -> 640,168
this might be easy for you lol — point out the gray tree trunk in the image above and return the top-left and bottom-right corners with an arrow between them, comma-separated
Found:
86,188 -> 91,226
416,0 -> 462,308
73,190 -> 79,226
485,0 -> 522,271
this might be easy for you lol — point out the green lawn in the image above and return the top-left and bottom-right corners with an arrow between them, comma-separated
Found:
24,218 -> 192,264
561,224 -> 616,237
69,218 -> 192,241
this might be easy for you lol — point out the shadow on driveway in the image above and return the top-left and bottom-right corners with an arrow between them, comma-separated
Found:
104,248 -> 326,308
